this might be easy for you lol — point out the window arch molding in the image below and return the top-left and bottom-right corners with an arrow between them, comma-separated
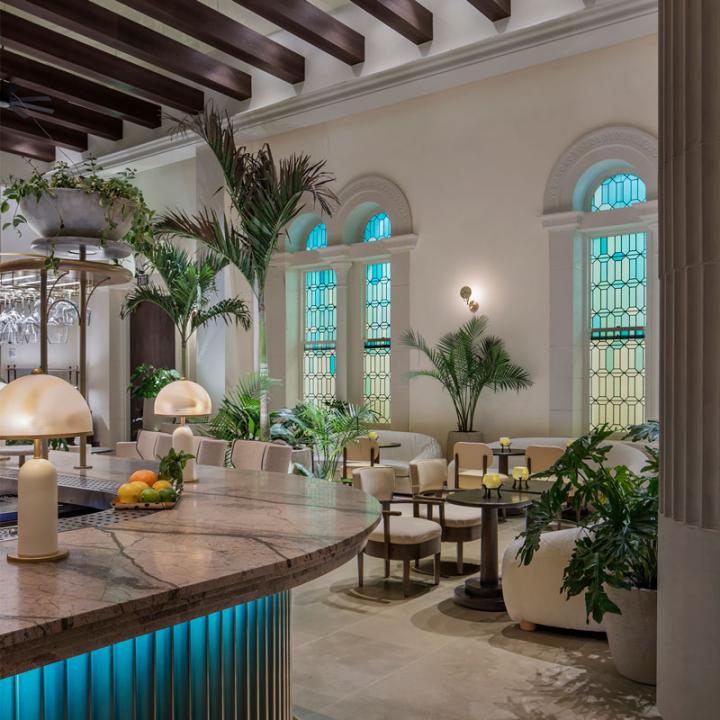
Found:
542,126 -> 659,436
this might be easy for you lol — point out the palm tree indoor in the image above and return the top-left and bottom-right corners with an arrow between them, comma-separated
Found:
157,105 -> 337,439
122,240 -> 251,377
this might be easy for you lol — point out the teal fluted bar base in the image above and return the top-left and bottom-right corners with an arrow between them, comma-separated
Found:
0,591 -> 292,720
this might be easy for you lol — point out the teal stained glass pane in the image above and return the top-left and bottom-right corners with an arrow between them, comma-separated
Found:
304,268 -> 336,404
363,212 -> 392,243
306,222 -> 328,250
364,260 -> 391,423
589,232 -> 647,429
591,173 -> 647,212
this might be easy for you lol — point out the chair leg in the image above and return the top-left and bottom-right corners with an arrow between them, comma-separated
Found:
384,558 -> 391,578
357,552 -> 364,588
403,560 -> 411,597
433,553 -> 441,585
520,620 -> 537,632
456,542 -> 464,575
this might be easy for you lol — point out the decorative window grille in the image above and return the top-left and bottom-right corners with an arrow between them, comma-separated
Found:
306,222 -> 328,250
591,173 -> 647,212
363,213 -> 392,422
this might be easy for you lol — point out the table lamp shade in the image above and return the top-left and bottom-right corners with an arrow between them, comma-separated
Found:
0,373 -> 92,440
154,380 -> 211,417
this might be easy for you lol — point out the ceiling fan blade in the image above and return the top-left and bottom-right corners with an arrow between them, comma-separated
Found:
12,107 -> 29,119
16,95 -> 52,104
14,101 -> 55,114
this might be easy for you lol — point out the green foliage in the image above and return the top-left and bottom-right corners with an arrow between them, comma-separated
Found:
517,425 -> 658,624
128,364 -> 181,400
1,158 -> 154,253
5,438 -> 69,450
121,241 -> 251,376
625,419 -> 659,443
158,447 -> 195,495
402,316 -> 532,432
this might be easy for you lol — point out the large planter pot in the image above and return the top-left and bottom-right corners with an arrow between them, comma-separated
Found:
604,586 -> 657,685
446,430 -> 484,461
21,188 -> 134,259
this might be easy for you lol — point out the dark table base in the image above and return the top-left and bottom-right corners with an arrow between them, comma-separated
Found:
453,577 -> 506,611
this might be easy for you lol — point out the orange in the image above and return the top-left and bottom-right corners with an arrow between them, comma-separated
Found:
131,480 -> 151,490
129,469 -> 158,486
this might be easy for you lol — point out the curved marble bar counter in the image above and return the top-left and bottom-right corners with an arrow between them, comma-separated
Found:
0,453 -> 380,719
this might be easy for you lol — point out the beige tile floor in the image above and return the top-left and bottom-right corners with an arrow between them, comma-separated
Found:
292,517 -> 659,720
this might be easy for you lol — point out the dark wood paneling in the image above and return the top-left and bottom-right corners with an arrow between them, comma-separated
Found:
0,11 -> 204,114
351,0 -> 433,44
1,50 -> 161,128
465,0 -> 511,22
129,302 -> 176,438
6,0 -> 252,102
0,129 -> 55,162
233,0 -> 365,65
117,0 -> 305,85
0,109 -> 88,151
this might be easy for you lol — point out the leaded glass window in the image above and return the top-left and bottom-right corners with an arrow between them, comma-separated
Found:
363,213 -> 392,422
591,173 -> 647,212
589,232 -> 646,429
303,267 -> 336,404
306,222 -> 327,250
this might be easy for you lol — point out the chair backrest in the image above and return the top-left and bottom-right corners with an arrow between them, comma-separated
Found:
374,430 -> 442,462
352,466 -> 395,503
410,458 -> 447,495
231,439 -> 267,471
345,436 -> 379,463
136,430 -> 159,461
197,438 -> 228,467
263,443 -> 292,473
596,441 -> 649,476
454,442 -> 493,472
155,433 -> 173,460
526,445 -> 565,475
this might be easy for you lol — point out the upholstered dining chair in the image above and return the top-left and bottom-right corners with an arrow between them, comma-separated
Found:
230,439 -> 292,473
263,443 -> 293,473
343,436 -> 380,479
525,445 -> 565,477
453,442 -> 498,489
353,466 -> 442,597
410,458 -> 483,575
195,438 -> 228,468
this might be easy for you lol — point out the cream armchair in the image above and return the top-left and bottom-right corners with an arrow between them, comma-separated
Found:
374,430 -> 443,494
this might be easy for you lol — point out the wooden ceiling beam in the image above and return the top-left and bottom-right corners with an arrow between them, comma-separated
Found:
0,129 -> 55,162
232,0 -> 364,66
350,1 -> 433,44
0,110 -> 88,152
4,0 -> 252,101
0,11 -> 204,114
464,0 -> 511,22
4,84 -> 123,141
1,50 -> 161,129
117,0 -> 305,85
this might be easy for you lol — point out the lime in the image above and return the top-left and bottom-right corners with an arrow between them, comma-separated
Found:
138,488 -> 161,504
159,487 -> 177,503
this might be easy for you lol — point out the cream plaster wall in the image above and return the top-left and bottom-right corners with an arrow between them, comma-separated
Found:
255,35 -> 658,446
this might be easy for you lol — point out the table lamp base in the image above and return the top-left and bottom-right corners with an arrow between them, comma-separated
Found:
7,548 -> 69,564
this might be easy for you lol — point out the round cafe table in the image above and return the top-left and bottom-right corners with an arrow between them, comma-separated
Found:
447,488 -> 533,611
491,445 -> 526,475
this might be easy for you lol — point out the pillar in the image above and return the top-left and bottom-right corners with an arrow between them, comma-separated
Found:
657,2 -> 720,718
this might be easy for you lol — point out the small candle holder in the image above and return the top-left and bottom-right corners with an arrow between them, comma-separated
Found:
499,437 -> 511,452
512,466 -> 530,490
482,474 -> 503,498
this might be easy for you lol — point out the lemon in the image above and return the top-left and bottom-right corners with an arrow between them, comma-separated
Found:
117,483 -> 142,503
152,480 -> 173,491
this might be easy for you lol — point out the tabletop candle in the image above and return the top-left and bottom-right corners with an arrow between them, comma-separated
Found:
483,473 -> 503,489
499,437 -> 511,448
512,466 -> 529,480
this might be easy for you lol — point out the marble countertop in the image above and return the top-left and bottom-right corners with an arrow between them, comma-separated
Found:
0,452 -> 380,677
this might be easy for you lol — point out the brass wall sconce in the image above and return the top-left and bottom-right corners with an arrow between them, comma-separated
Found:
460,286 -> 479,313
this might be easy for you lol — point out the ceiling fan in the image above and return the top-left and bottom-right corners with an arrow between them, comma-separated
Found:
0,80 -> 54,118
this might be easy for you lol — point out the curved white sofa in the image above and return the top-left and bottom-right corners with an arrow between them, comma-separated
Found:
502,527 -> 605,632
374,430 -> 443,494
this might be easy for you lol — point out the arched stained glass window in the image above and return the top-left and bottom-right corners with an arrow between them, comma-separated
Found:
363,213 -> 392,422
303,264 -> 336,404
591,173 -> 647,212
306,222 -> 328,250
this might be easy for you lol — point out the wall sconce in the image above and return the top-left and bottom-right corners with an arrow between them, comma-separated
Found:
460,286 -> 479,313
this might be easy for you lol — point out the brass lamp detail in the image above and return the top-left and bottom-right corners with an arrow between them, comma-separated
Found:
460,286 -> 479,313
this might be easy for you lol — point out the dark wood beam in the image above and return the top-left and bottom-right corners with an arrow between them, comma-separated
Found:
0,129 -> 55,162
116,0 -> 305,85
350,1 -> 432,44
4,0 -> 252,101
1,50 -> 161,128
232,0 -> 364,66
0,110 -> 88,152
0,11 -> 204,114
5,84 -> 123,141
464,0 -> 511,22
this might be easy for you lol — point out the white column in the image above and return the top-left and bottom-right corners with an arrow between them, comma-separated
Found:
658,3 -> 720,718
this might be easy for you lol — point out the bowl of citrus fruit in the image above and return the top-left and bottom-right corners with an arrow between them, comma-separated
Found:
112,469 -> 180,510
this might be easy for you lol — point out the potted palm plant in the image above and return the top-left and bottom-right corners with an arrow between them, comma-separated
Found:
517,425 -> 658,684
402,316 -> 532,459
121,240 -> 251,377
156,104 -> 337,440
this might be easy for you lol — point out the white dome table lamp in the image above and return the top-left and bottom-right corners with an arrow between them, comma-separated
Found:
0,370 -> 92,563
154,379 -> 211,483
